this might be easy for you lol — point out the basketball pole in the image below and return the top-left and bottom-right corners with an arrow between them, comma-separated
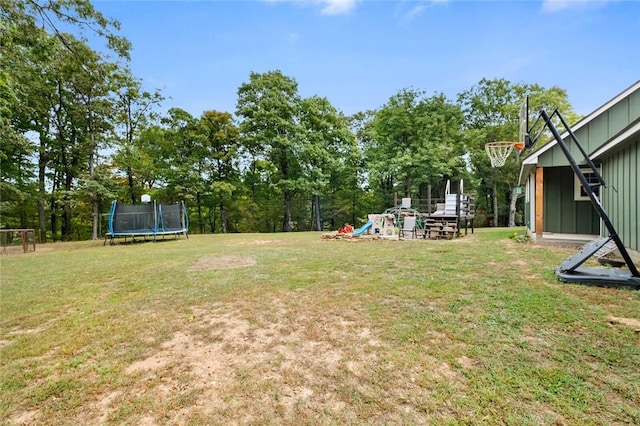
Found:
536,109 -> 639,278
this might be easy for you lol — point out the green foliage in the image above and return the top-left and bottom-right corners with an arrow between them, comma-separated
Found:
0,0 -> 147,241
236,70 -> 305,232
0,0 -> 131,59
235,71 -> 364,232
509,230 -> 530,243
458,78 -> 576,227
1,3 -> 585,239
362,88 -> 467,210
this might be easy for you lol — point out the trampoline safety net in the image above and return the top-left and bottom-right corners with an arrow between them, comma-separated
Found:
111,202 -> 156,234
106,200 -> 188,243
158,203 -> 185,232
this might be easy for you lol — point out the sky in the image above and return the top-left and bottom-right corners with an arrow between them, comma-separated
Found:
91,0 -> 640,118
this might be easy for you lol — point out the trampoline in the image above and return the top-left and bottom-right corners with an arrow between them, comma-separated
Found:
104,200 -> 189,245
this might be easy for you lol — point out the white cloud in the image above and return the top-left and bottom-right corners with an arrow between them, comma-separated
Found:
264,0 -> 451,17
317,0 -> 358,15
405,4 -> 426,20
397,1 -> 449,24
263,0 -> 358,15
541,0 -> 614,13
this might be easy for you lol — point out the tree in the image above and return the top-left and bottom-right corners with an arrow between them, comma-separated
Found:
1,0 -> 131,60
111,74 -> 164,204
19,32 -> 129,241
62,38 -> 121,240
1,0 -> 131,241
363,88 -> 467,211
458,78 -> 577,227
298,96 -> 360,230
50,35 -> 106,240
236,70 -> 304,232
5,30 -> 96,241
0,58 -> 37,228
198,110 -> 240,233
153,108 -> 202,204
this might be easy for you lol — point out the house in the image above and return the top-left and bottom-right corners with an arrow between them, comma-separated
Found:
519,80 -> 640,258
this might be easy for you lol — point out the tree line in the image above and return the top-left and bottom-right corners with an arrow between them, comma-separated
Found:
1,1 -> 578,242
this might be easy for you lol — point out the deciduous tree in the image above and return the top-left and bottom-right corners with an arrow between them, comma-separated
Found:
236,70 -> 304,232
458,78 -> 577,227
363,88 -> 466,211
298,96 -> 360,230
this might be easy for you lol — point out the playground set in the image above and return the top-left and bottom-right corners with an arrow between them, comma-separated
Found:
486,97 -> 639,288
337,181 -> 475,241
335,97 -> 639,288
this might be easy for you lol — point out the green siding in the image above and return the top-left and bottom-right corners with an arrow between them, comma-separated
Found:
543,167 -> 599,234
602,138 -> 639,251
529,84 -> 639,243
538,89 -> 640,168
609,101 -> 629,132
631,89 -> 640,119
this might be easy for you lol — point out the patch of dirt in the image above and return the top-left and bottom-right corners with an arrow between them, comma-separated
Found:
608,316 -> 640,332
188,255 -> 256,271
1,327 -> 47,350
456,355 -> 478,369
9,410 -> 40,425
81,294 -> 450,424
7,327 -> 46,335
121,297 -> 377,421
449,234 -> 476,243
227,239 -> 284,246
1,246 -> 53,255
483,259 -> 528,269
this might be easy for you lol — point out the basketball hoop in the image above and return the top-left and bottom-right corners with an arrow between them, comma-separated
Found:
485,141 -> 525,167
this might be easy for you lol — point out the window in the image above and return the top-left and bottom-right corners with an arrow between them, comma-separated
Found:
574,166 -> 601,201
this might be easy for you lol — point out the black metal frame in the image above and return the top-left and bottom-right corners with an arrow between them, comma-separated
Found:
525,101 -> 639,288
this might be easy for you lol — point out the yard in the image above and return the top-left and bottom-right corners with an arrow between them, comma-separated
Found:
1,228 -> 639,425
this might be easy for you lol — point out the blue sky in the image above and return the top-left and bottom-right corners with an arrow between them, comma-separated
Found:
93,0 -> 640,118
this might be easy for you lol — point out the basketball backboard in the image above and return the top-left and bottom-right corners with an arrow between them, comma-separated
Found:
518,96 -> 530,148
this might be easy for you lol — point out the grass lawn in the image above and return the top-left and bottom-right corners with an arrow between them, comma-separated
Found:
1,228 -> 639,425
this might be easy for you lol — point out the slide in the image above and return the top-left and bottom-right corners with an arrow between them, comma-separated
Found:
352,220 -> 374,236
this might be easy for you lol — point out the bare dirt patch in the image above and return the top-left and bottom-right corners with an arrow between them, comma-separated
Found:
608,315 -> 640,332
188,255 -> 257,271
226,239 -> 285,246
123,297 -> 366,421
83,294 -> 443,424
9,410 -> 40,425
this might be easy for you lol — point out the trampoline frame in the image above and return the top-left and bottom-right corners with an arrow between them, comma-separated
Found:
104,200 -> 189,245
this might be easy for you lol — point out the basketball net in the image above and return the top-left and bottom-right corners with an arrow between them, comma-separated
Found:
485,142 -> 524,167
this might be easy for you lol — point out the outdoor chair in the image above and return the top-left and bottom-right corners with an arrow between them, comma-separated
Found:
400,216 -> 417,239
